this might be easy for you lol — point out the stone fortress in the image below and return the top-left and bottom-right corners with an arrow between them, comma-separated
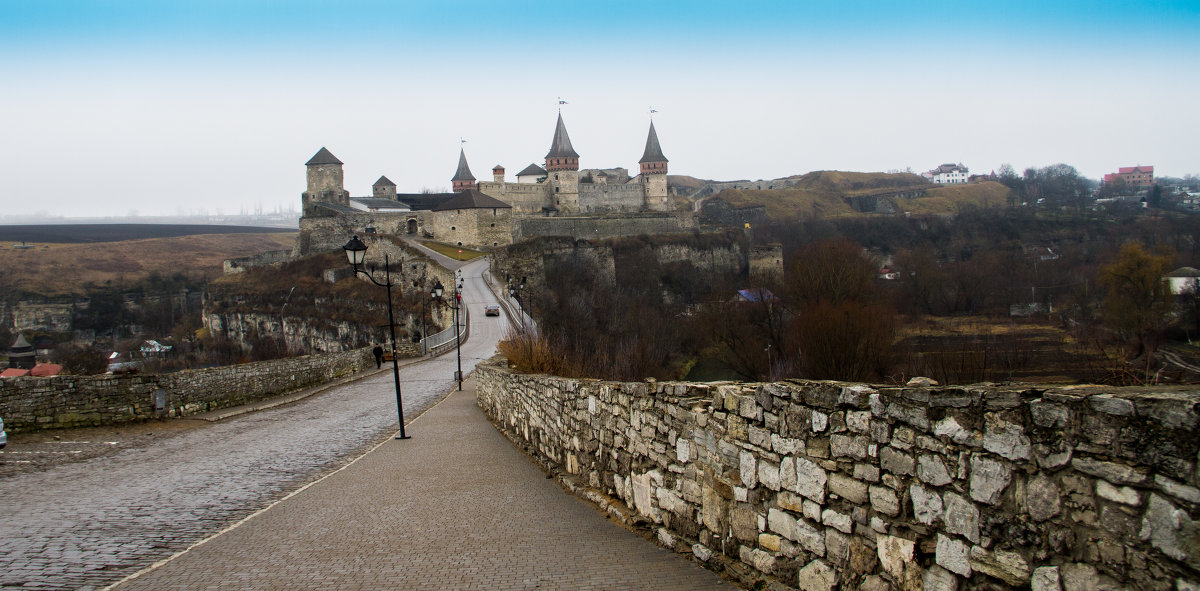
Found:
295,112 -> 695,256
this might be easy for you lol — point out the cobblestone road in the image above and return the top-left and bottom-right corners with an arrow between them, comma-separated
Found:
0,259 -> 503,590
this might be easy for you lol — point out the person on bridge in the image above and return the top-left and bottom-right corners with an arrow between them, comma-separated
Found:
372,344 -> 384,368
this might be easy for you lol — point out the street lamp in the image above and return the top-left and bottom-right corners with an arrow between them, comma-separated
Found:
431,276 -> 464,391
343,235 -> 409,440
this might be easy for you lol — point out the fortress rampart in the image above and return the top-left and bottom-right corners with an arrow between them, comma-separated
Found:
476,359 -> 1200,590
512,213 -> 696,242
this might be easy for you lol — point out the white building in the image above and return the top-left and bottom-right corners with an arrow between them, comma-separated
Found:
923,163 -> 970,184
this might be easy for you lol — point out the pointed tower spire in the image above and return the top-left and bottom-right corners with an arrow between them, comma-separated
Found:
545,112 -> 580,171
451,147 -> 476,192
639,121 -> 668,175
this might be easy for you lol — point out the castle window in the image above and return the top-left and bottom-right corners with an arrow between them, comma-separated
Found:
451,226 -> 456,231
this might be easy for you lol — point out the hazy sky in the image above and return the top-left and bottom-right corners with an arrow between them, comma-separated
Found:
2,1 -> 1197,218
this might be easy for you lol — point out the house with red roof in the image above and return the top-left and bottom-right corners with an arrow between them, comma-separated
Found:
1103,165 -> 1154,187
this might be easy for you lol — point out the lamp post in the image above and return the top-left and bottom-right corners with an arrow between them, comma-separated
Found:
343,235 -> 409,440
431,275 -> 464,391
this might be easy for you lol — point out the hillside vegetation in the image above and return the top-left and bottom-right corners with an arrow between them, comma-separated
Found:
714,171 -> 1011,220
0,232 -> 297,297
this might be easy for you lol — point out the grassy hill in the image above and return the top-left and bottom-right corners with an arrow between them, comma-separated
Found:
712,171 -> 1013,220
0,231 -> 297,298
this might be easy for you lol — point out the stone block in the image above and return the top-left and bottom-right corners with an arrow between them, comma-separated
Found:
772,434 -> 805,455
859,575 -> 890,591
803,499 -> 822,523
943,492 -> 980,543
969,454 -> 1012,505
846,410 -> 872,433
676,437 -> 691,463
759,533 -> 781,552
935,534 -> 971,577
1060,562 -> 1121,591
692,544 -> 712,562
822,508 -> 853,534
983,416 -> 1031,461
778,490 -> 805,512
750,547 -> 776,573
870,485 -> 900,516
839,384 -> 876,408
880,446 -> 915,476
969,545 -> 1030,587
1072,457 -> 1146,485
1140,493 -> 1198,567
877,534 -> 915,579
1031,566 -> 1061,591
829,472 -> 869,504
911,483 -> 944,525
831,433 -> 869,459
1096,480 -> 1140,506
740,450 -> 758,488
795,515 -> 826,556
1026,474 -> 1062,522
923,564 -> 958,591
812,410 -> 829,432
768,507 -> 798,540
917,454 -> 953,486
1030,399 -> 1069,428
794,456 -> 828,502
1088,394 -> 1134,416
1156,474 -> 1200,504
760,459 -> 781,491
731,504 -> 759,543
797,559 -> 837,591
854,463 -> 881,483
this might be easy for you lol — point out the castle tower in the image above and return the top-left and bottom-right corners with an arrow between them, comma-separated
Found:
302,147 -> 350,213
492,165 -> 505,183
452,148 -> 476,192
545,112 -> 580,213
373,175 -> 397,200
638,121 -> 670,211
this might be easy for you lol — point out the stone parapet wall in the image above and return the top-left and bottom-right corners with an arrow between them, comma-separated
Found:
476,360 -> 1200,590
0,347 -> 377,433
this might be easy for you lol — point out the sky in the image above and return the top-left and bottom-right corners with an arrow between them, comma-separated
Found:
1,0 -> 1198,218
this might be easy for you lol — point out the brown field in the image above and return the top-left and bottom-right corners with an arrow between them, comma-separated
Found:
0,232 -> 298,297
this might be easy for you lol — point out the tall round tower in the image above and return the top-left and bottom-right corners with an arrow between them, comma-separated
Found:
639,121 -> 670,211
544,112 -> 580,213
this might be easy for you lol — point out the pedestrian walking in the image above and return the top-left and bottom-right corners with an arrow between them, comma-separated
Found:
372,344 -> 384,368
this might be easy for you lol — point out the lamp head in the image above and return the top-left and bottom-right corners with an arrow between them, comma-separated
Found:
432,280 -> 445,299
343,235 -> 368,267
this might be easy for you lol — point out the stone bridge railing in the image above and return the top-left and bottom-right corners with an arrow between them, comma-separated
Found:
475,359 -> 1199,590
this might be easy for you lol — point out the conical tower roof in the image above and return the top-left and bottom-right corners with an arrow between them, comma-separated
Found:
305,147 -> 343,166
545,112 -> 580,159
639,121 -> 668,164
451,148 -> 476,182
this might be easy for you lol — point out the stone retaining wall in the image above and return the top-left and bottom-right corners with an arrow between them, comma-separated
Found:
475,359 -> 1200,590
0,347 -> 377,433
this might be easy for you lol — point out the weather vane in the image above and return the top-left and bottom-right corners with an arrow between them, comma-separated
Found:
649,106 -> 658,120
459,137 -> 467,145
557,97 -> 568,111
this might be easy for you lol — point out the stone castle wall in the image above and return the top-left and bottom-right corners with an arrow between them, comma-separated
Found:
0,347 -> 379,433
476,360 -> 1200,590
513,213 -> 696,243
579,181 -> 645,213
426,206 -> 513,250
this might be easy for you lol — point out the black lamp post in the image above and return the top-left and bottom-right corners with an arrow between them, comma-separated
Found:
431,276 -> 464,391
343,235 -> 409,440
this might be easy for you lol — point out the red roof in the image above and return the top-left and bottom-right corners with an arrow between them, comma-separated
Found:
0,368 -> 30,378
1118,166 -> 1153,174
29,363 -> 63,377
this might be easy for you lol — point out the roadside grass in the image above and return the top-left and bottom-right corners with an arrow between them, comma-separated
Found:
420,241 -> 486,261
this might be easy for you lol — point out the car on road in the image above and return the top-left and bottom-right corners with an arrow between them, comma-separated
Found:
0,416 -> 6,449
484,305 -> 500,317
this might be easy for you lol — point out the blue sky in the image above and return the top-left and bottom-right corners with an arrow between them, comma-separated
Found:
2,1 -> 1197,217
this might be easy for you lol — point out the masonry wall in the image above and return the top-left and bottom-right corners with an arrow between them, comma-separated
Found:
476,360 -> 1200,591
513,213 -> 696,242
579,182 -> 645,213
0,347 -> 377,433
